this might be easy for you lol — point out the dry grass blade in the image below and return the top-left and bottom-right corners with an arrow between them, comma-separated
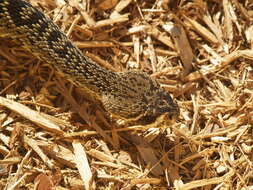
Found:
0,96 -> 63,135
73,141 -> 94,190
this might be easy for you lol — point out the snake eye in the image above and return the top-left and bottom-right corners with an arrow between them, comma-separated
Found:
154,90 -> 179,117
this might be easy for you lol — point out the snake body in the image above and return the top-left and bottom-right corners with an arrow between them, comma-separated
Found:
0,0 -> 179,121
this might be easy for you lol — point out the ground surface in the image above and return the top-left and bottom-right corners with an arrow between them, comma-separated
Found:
0,0 -> 253,189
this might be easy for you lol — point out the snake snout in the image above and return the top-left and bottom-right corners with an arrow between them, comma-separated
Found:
153,90 -> 179,118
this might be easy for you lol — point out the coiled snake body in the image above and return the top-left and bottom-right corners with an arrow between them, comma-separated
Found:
0,0 -> 179,121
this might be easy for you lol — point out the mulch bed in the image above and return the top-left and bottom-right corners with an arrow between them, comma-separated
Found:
0,0 -> 253,189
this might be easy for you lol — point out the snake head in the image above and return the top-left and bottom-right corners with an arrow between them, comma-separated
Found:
143,86 -> 179,122
102,71 -> 179,123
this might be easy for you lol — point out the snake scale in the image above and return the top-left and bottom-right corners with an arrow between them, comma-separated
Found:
0,0 -> 179,122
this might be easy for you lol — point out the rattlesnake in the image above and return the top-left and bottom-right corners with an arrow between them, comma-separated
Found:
0,0 -> 179,122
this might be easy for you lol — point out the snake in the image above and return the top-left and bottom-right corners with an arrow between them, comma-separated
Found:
0,0 -> 179,122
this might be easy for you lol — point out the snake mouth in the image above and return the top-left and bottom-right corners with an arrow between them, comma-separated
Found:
132,103 -> 180,124
169,102 -> 180,116
166,109 -> 179,120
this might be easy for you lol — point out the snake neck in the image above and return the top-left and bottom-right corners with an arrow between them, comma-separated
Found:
0,0 -> 119,96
